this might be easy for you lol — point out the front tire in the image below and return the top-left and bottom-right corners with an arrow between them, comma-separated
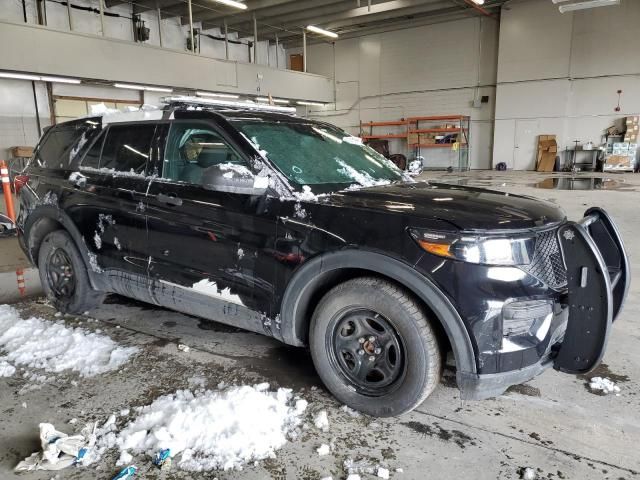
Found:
310,277 -> 442,417
38,230 -> 104,314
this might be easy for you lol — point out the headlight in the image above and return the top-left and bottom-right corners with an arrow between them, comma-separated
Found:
409,228 -> 536,266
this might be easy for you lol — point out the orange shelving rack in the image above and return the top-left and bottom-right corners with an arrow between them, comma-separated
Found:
359,115 -> 470,171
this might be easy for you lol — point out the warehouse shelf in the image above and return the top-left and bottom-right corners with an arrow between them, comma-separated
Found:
359,115 -> 470,171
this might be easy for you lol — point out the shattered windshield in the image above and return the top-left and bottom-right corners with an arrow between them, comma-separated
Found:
231,120 -> 404,191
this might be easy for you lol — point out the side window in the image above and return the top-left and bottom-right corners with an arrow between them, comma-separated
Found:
99,124 -> 156,173
82,130 -> 106,169
163,122 -> 249,187
35,122 -> 98,169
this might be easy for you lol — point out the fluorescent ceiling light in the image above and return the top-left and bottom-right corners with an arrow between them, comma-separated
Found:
470,0 -> 485,4
559,0 -> 619,12
0,72 -> 81,83
256,97 -> 289,104
40,76 -> 81,84
0,72 -> 41,81
115,83 -> 173,92
196,91 -> 240,99
297,101 -> 324,107
145,86 -> 173,92
213,0 -> 247,9
306,25 -> 338,39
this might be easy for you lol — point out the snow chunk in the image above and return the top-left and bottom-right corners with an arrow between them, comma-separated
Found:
218,163 -> 253,177
341,405 -> 361,418
313,410 -> 329,432
347,475 -> 361,480
295,185 -> 319,201
521,467 -> 536,480
377,466 -> 390,479
116,451 -> 133,466
335,158 -> 391,188
0,360 -> 16,377
589,377 -> 621,395
115,385 -> 306,471
0,305 -> 138,377
316,444 -> 330,456
191,279 -> 244,306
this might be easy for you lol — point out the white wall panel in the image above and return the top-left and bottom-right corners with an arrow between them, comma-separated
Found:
497,0 -> 572,82
305,17 -> 498,170
493,0 -> 640,169
0,21 -> 333,102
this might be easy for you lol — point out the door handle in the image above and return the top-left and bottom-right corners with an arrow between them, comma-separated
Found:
157,193 -> 183,206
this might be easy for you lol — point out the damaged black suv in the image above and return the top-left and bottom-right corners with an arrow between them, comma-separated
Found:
16,97 -> 629,417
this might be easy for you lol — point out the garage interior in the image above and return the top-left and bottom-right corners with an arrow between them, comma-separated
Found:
0,0 -> 639,479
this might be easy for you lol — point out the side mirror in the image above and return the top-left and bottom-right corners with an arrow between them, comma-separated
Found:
201,164 -> 267,195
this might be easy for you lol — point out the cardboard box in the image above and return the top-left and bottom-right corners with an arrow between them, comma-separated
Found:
605,154 -> 634,169
536,135 -> 557,172
407,132 -> 419,145
10,146 -> 33,158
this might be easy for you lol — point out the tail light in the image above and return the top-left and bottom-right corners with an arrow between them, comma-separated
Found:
14,175 -> 30,194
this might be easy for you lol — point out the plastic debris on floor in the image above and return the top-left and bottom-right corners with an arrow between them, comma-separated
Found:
14,422 -> 97,472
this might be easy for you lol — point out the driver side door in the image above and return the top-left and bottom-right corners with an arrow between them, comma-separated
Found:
143,119 -> 280,333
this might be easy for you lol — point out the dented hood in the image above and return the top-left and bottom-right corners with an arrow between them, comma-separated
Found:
326,181 -> 566,231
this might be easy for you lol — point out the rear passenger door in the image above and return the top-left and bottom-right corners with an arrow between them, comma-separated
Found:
69,122 -> 159,278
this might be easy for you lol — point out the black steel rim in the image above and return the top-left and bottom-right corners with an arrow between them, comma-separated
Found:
46,248 -> 76,299
328,308 -> 406,396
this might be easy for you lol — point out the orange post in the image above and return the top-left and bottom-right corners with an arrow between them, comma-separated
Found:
0,160 -> 16,222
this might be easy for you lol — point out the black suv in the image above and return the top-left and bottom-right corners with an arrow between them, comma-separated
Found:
16,97 -> 629,416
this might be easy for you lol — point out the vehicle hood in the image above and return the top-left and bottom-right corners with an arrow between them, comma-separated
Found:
325,181 -> 565,231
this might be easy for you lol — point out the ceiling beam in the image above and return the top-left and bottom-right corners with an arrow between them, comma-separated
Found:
193,0 -> 347,26
230,0 -> 454,39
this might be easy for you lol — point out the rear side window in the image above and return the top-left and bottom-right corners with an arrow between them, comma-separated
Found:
34,120 -> 100,170
85,123 -> 156,174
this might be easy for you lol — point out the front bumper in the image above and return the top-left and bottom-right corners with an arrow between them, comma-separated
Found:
459,207 -> 630,400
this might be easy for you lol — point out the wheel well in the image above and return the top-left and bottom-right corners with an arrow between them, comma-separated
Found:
27,216 -> 65,267
298,268 -> 452,358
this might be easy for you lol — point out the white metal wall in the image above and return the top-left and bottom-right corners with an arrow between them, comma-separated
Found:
301,17 -> 500,170
493,0 -> 640,170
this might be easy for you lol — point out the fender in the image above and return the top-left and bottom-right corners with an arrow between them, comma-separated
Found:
278,249 -> 477,378
23,205 -> 103,290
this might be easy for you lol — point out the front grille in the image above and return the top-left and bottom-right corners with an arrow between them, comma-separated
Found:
520,228 -> 567,290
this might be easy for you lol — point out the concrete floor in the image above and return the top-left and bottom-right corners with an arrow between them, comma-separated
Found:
0,171 -> 639,480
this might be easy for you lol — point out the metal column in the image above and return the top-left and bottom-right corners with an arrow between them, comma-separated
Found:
157,2 -> 163,47
66,0 -> 72,30
253,13 -> 257,64
275,33 -> 279,68
187,0 -> 194,52
224,19 -> 229,60
98,0 -> 105,35
302,29 -> 307,73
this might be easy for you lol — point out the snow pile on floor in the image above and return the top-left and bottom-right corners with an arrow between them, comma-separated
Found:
113,384 -> 307,471
589,377 -> 621,395
0,305 -> 138,377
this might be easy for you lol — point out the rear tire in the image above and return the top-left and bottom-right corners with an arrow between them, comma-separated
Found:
310,277 -> 442,417
38,230 -> 104,314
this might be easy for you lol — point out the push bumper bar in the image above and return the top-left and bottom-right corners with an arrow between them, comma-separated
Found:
554,207 -> 630,374
459,207 -> 629,399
